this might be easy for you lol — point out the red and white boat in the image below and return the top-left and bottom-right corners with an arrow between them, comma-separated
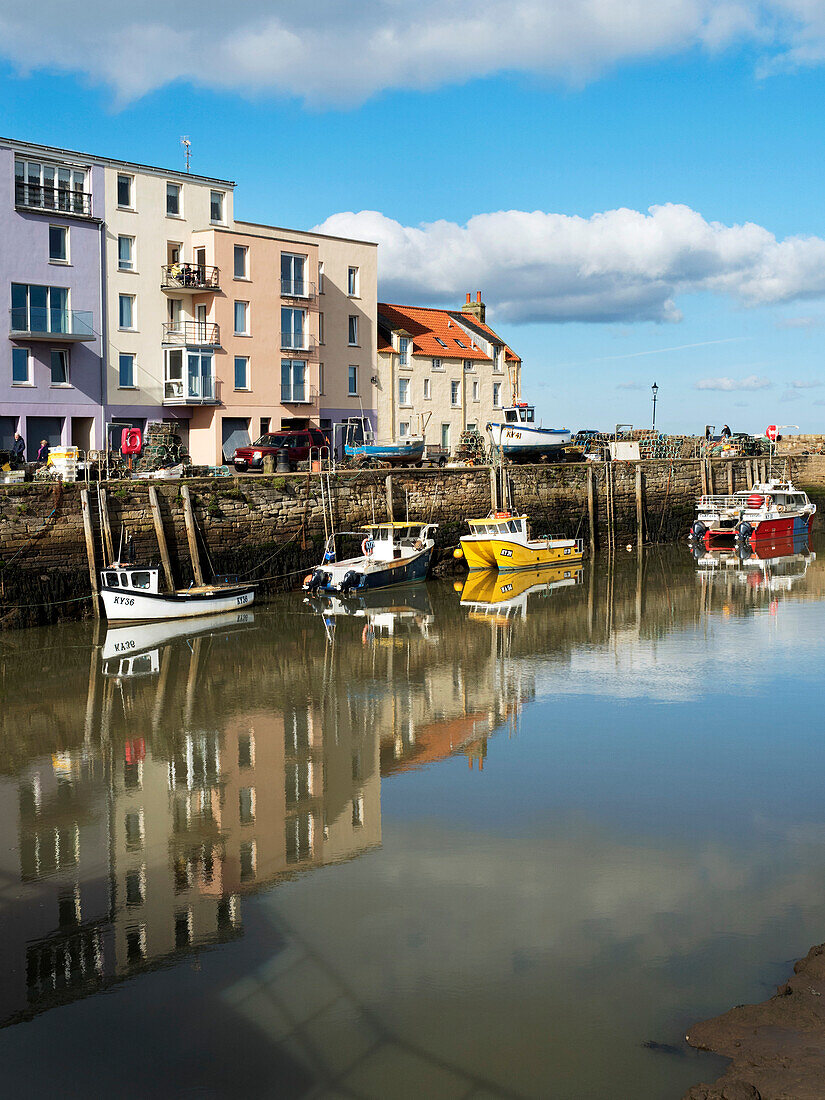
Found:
735,479 -> 815,546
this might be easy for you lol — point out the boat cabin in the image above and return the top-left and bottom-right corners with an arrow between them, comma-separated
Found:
101,565 -> 161,593
503,404 -> 535,425
103,650 -> 161,679
467,515 -> 528,538
746,481 -> 811,512
360,522 -> 437,562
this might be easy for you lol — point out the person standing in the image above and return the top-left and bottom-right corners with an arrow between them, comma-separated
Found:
10,431 -> 25,467
36,439 -> 49,463
721,424 -> 731,439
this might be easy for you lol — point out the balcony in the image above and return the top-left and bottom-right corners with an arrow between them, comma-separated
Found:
10,307 -> 96,342
162,321 -> 220,347
163,376 -> 221,406
280,385 -> 319,407
280,332 -> 317,352
161,264 -> 220,294
280,278 -> 316,300
15,181 -> 93,218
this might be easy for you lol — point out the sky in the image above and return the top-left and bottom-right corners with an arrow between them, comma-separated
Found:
3,0 -> 825,433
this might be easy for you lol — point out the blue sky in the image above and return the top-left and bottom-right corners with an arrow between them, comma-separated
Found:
4,1 -> 825,434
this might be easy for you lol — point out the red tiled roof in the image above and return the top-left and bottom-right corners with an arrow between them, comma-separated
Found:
377,328 -> 393,354
378,303 -> 491,361
455,313 -> 521,363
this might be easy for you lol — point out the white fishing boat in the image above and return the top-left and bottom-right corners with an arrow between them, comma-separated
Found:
100,563 -> 255,622
486,402 -> 571,461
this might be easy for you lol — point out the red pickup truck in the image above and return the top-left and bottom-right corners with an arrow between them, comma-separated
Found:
233,428 -> 331,471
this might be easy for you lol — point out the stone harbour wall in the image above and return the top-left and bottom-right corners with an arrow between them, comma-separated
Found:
0,453 -> 823,628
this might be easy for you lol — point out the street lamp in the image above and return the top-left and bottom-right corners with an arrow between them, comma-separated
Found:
651,382 -> 658,431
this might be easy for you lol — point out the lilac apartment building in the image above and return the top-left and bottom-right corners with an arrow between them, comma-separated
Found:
1,139 -> 105,459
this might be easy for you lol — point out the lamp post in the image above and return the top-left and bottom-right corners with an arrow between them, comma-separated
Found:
651,382 -> 658,431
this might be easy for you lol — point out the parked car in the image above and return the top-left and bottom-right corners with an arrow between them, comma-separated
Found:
233,428 -> 331,471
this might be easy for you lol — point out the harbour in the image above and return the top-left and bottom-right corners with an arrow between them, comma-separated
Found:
1,540 -> 825,1095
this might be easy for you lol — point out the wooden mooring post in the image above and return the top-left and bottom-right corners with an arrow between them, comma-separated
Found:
587,465 -> 597,554
149,486 -> 175,592
490,465 -> 499,513
180,485 -> 204,586
727,462 -> 734,494
635,464 -> 643,548
699,459 -> 707,497
80,488 -> 100,618
98,488 -> 114,565
385,474 -> 394,522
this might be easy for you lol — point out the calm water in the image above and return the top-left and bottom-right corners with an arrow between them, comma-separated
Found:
2,537 -> 825,1098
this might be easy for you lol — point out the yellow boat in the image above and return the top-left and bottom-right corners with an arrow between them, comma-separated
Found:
457,513 -> 584,572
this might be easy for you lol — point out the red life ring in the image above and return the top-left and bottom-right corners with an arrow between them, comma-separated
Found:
362,538 -> 374,556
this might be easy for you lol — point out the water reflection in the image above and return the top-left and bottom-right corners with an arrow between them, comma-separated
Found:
3,541 -> 825,1095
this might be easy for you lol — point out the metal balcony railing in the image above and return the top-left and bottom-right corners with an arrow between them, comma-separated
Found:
10,307 -> 95,340
280,278 -> 316,299
280,332 -> 317,352
161,264 -> 220,291
162,321 -> 220,346
280,385 -> 319,406
163,376 -> 221,405
15,181 -> 93,217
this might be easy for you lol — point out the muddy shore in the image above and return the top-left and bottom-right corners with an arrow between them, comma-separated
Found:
683,942 -> 825,1099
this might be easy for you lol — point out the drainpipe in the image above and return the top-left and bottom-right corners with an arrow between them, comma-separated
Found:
98,202 -> 108,451
390,349 -> 396,442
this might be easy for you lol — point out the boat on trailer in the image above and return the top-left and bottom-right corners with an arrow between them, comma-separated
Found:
486,402 -> 572,462
457,512 -> 583,572
303,522 -> 438,595
100,563 -> 255,622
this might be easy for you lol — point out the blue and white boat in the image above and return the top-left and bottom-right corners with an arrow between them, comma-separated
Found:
487,403 -> 571,461
303,522 -> 437,595
345,436 -> 426,467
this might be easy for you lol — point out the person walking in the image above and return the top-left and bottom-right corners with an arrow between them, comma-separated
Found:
36,439 -> 49,463
10,431 -> 25,467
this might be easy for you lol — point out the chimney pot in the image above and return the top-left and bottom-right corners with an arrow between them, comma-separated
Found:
476,291 -> 482,303
465,293 -> 471,304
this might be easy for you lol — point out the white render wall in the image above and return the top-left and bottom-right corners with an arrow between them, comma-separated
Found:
103,165 -> 235,411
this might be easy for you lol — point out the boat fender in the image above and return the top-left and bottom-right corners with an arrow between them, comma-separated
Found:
362,538 -> 374,556
453,547 -> 464,559
414,539 -> 424,550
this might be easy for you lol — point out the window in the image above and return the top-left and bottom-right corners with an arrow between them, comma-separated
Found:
432,357 -> 444,371
464,358 -> 474,372
281,307 -> 305,348
126,868 -> 145,907
455,338 -> 466,348
11,283 -> 71,334
49,225 -> 68,263
175,909 -> 193,949
239,787 -> 255,825
126,925 -> 146,965
118,235 -> 134,271
494,347 -> 504,372
125,810 -> 144,850
119,294 -> 135,330
451,380 -> 461,406
286,814 -> 312,864
318,260 -> 324,293
281,253 -> 307,296
348,315 -> 358,345
281,359 -> 307,402
238,732 -> 254,769
441,423 -> 451,451
398,377 -> 410,405
318,362 -> 325,394
164,348 -> 214,401
473,380 -> 480,402
166,182 -> 181,216
12,347 -> 30,385
352,795 -> 364,828
435,337 -> 447,348
467,421 -> 477,431
119,353 -> 135,388
348,266 -> 359,295
399,336 -> 410,366
15,159 -> 88,214
234,356 -> 250,390
493,382 -> 501,407
117,173 -> 133,208
50,349 -> 69,385
210,190 -> 225,223
423,377 -> 431,400
234,300 -> 249,335
233,245 -> 248,279
399,421 -> 410,437
318,312 -> 324,344
240,840 -> 256,882
348,365 -> 358,396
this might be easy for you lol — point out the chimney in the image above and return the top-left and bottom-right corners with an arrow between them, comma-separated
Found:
462,290 -> 486,324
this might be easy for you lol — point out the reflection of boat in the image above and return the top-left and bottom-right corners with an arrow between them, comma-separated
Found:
692,532 -> 814,592
486,402 -> 571,460
103,607 -> 258,664
458,512 -> 583,572
304,522 -> 437,594
460,563 -> 584,619
101,563 -> 255,622
305,584 -> 435,640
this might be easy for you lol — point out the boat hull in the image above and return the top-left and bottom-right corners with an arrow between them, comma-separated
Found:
101,585 -> 255,622
307,546 -> 433,594
460,536 -> 583,572
345,440 -> 426,466
747,513 -> 813,545
488,422 -> 572,459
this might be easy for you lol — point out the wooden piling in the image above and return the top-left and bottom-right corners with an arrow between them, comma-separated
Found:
98,488 -> 114,565
149,486 -> 175,592
707,460 -> 714,495
490,465 -> 499,512
180,485 -> 204,586
80,489 -> 100,618
700,459 -> 707,497
587,465 -> 597,554
635,464 -> 643,548
727,462 -> 734,494
385,474 -> 394,522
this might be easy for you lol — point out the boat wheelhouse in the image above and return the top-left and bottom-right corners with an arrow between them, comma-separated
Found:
458,513 -> 584,572
303,522 -> 438,595
100,564 -> 255,622
486,403 -> 572,461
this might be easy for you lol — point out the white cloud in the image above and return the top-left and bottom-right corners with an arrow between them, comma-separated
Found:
790,378 -> 821,387
775,315 -> 821,329
319,204 -> 825,324
694,374 -> 774,390
0,1 -> 825,106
